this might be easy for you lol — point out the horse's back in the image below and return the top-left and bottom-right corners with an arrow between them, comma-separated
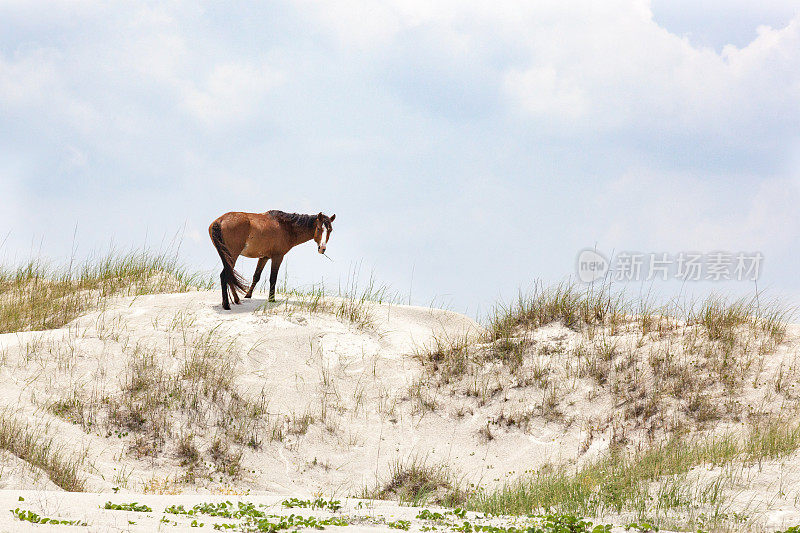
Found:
211,211 -> 286,258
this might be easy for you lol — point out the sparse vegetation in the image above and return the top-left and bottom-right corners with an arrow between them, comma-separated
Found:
689,294 -> 788,346
259,270 -> 395,330
408,507 -> 611,533
420,282 -> 796,438
408,281 -> 797,530
0,248 -> 213,334
364,457 -> 470,507
11,508 -> 87,526
47,327 -> 274,481
165,501 -> 349,530
288,412 -> 315,436
0,410 -> 85,491
490,281 -> 626,335
103,501 -> 152,512
281,497 -> 342,512
466,418 -> 800,528
1,249 -> 798,533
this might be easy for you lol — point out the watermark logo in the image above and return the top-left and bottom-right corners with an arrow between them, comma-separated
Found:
576,250 -> 763,283
576,249 -> 609,283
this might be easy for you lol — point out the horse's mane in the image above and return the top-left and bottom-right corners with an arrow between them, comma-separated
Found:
268,210 -> 317,229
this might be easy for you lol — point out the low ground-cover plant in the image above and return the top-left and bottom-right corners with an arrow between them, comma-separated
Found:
165,501 -> 348,531
414,509 -> 612,533
11,508 -> 87,526
625,522 -> 659,532
166,501 -> 267,520
281,497 -> 342,512
417,509 -> 447,520
246,514 -> 348,531
103,501 -> 152,512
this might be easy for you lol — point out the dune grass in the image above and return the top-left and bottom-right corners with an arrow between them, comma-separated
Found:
362,457 -> 470,507
4,249 -> 797,529
466,418 -> 800,528
421,281 -> 792,404
488,281 -> 790,340
0,409 -> 86,491
418,282 -> 629,385
260,270 -> 395,330
489,281 -> 628,337
50,328 -> 276,480
409,281 -> 797,530
0,249 -> 213,334
687,293 -> 789,348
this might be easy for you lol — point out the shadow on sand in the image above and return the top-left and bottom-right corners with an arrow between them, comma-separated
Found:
211,295 -> 307,315
212,297 -> 268,315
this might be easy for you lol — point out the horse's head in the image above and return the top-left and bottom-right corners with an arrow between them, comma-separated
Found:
314,212 -> 335,254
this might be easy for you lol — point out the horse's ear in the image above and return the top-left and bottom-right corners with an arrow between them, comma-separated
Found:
330,214 -> 336,221
317,212 -> 324,221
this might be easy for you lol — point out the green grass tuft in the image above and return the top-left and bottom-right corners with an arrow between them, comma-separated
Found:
467,419 -> 800,525
490,281 -> 626,336
0,248 -> 213,334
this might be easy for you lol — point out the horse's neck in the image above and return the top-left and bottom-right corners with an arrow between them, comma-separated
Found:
291,225 -> 315,248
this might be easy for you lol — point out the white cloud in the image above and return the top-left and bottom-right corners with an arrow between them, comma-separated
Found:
1,0 -> 800,310
502,5 -> 800,141
596,168 -> 800,253
182,62 -> 285,124
0,48 -> 60,107
294,0 -> 405,48
503,66 -> 587,120
651,0 -> 798,50
298,0 -> 800,146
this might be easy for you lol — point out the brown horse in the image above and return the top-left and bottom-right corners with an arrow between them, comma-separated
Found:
209,210 -> 335,310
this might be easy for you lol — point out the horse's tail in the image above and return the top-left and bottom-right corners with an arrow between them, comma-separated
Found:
210,221 -> 248,298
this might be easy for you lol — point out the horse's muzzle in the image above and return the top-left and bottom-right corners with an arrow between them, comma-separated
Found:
318,246 -> 326,254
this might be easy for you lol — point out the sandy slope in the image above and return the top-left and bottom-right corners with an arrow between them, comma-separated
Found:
1,290 -> 800,531
0,291 -> 490,494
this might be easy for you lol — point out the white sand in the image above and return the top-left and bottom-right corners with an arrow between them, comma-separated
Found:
0,290 -> 799,531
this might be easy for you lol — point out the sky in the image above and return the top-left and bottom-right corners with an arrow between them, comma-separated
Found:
1,0 -> 799,319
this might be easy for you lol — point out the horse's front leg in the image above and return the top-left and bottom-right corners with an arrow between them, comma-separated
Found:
246,257 -> 269,298
268,254 -> 284,302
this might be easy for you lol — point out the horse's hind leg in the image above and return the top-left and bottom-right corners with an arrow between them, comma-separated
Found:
220,271 -> 230,310
227,254 -> 241,305
245,257 -> 268,299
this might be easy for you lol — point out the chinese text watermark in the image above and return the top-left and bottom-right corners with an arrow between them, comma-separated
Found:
576,249 -> 763,284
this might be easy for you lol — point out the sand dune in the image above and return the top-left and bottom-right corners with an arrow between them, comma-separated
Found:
1,289 -> 800,531
0,291 -> 484,493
